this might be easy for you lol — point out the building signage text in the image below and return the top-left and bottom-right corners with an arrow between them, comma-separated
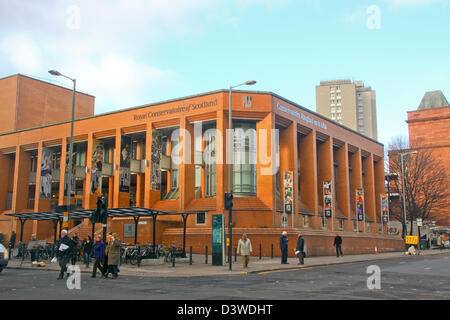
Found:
276,103 -> 327,130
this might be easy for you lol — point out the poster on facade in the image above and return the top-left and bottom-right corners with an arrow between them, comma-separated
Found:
150,131 -> 162,191
356,188 -> 365,221
381,194 -> 389,223
212,214 -> 225,266
284,171 -> 293,214
64,144 -> 77,197
90,140 -> 104,195
39,147 -> 53,199
119,136 -> 131,193
323,180 -> 333,218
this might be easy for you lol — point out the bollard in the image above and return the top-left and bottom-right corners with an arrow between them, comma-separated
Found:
172,247 -> 176,267
205,246 -> 208,264
271,243 -> 274,259
189,246 -> 193,265
259,244 -> 262,260
234,246 -> 237,262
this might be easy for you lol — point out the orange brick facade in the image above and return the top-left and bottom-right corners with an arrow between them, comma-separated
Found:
0,76 -> 404,256
406,106 -> 450,225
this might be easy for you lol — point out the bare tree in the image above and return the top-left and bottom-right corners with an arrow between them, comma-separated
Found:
388,136 -> 449,237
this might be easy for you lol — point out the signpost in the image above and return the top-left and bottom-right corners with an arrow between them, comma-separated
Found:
212,214 -> 225,266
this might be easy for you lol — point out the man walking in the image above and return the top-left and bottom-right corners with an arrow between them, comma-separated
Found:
295,234 -> 305,265
334,233 -> 343,257
237,234 -> 252,268
91,235 -> 105,278
56,230 -> 74,280
280,231 -> 289,264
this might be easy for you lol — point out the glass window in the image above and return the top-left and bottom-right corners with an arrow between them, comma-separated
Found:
303,215 -> 309,228
204,128 -> 216,197
196,212 -> 206,225
233,121 -> 257,196
339,219 -> 344,231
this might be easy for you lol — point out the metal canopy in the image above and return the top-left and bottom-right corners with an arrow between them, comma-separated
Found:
6,207 -> 191,221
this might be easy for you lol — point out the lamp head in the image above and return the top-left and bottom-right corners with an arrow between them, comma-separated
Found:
48,70 -> 61,76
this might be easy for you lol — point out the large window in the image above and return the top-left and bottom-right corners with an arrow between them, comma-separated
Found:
204,128 -> 216,197
233,121 -> 257,196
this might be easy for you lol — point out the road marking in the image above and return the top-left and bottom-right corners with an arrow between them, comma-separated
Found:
258,267 -> 313,275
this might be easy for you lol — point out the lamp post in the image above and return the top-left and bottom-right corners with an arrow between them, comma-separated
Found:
227,80 -> 256,271
399,150 -> 418,240
49,70 -> 76,226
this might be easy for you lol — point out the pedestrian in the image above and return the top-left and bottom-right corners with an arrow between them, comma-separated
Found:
104,233 -> 121,279
237,234 -> 252,268
91,234 -> 105,278
334,233 -> 343,257
82,236 -> 93,268
280,231 -> 289,264
71,233 -> 80,265
29,234 -> 38,262
295,234 -> 305,265
56,229 -> 74,280
9,231 -> 16,258
438,234 -> 444,250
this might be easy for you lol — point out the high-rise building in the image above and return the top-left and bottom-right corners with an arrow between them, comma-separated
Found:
316,79 -> 378,140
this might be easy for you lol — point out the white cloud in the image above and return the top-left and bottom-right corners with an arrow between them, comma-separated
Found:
0,35 -> 42,73
380,0 -> 448,7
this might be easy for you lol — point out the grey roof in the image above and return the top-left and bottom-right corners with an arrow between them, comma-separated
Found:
418,90 -> 449,110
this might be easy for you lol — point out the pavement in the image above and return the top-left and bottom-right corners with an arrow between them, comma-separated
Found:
6,248 -> 450,277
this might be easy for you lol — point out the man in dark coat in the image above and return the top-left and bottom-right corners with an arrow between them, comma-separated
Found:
91,234 -> 105,278
56,230 -> 74,280
334,233 -> 343,257
279,231 -> 289,264
296,234 -> 305,265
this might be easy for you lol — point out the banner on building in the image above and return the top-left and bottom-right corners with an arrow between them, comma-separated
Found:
356,188 -> 365,221
150,131 -> 162,191
90,140 -> 104,195
284,171 -> 293,214
39,147 -> 53,199
64,144 -> 77,197
119,136 -> 131,193
323,180 -> 333,218
381,194 -> 389,223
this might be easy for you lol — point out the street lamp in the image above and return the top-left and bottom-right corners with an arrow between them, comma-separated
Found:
227,80 -> 257,271
399,150 -> 418,240
49,70 -> 76,227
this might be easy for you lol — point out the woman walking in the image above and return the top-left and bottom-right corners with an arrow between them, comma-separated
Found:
91,235 -> 105,278
104,233 -> 121,279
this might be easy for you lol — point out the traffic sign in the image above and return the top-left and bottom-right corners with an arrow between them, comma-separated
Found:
405,236 -> 418,245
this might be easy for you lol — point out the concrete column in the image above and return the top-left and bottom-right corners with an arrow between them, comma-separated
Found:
58,139 -> 67,206
335,143 -> 351,231
317,137 -> 334,231
216,110 -> 227,214
363,153 -> 376,232
279,121 -> 297,228
83,133 -> 93,209
299,130 -> 318,227
180,116 -> 195,212
0,153 -> 10,211
11,146 -> 31,212
349,149 -> 363,232
136,141 -> 143,207
256,113 -> 276,221
144,123 -> 152,208
374,157 -> 386,233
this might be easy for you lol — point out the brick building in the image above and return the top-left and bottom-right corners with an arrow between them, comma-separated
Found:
0,74 -> 403,257
406,90 -> 450,225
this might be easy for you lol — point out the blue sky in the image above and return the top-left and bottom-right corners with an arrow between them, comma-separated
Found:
0,0 -> 449,146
